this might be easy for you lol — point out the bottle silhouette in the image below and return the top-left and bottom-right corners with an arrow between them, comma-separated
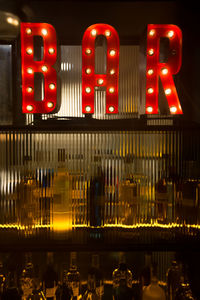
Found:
66,252 -> 81,299
42,253 -> 58,300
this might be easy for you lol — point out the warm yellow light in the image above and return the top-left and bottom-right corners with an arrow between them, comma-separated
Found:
85,48 -> 92,55
149,29 -> 156,36
147,69 -> 154,75
26,48 -> 33,55
167,30 -> 174,38
108,106 -> 115,112
97,78 -> 104,85
85,68 -> 92,75
110,69 -> 115,75
109,87 -> 115,93
161,68 -> 168,75
26,105 -> 33,112
27,68 -> 33,74
165,88 -> 172,95
170,106 -> 177,113
91,29 -> 97,36
49,83 -> 55,90
146,106 -> 153,113
41,65 -> 48,72
47,102 -> 54,108
109,49 -> 116,56
48,47 -> 55,54
85,105 -> 91,112
105,30 -> 111,37
85,87 -> 91,93
7,17 -> 19,26
41,28 -> 48,36
148,48 -> 154,56
26,87 -> 33,93
147,87 -> 154,94
26,28 -> 32,35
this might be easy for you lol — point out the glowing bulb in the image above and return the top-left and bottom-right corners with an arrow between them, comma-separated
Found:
170,106 -> 177,113
26,105 -> 33,112
41,65 -> 48,72
161,68 -> 169,75
85,87 -> 91,94
165,88 -> 172,95
110,69 -> 115,75
148,48 -> 154,56
147,69 -> 154,75
27,68 -> 33,74
91,29 -> 97,36
97,78 -> 104,85
109,49 -> 116,56
26,28 -> 32,35
49,83 -> 55,90
26,87 -> 33,93
149,29 -> 156,36
85,68 -> 92,75
105,30 -> 111,37
109,87 -> 115,94
47,102 -> 54,108
41,28 -> 48,36
48,48 -> 55,54
85,106 -> 91,112
146,106 -> 153,113
26,48 -> 33,55
108,106 -> 115,112
147,88 -> 154,94
7,17 -> 19,26
167,30 -> 174,38
85,48 -> 92,55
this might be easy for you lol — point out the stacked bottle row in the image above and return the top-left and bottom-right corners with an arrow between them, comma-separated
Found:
0,252 -> 197,300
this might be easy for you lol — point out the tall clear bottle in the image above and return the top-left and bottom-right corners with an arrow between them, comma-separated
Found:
83,254 -> 104,300
112,252 -> 133,300
66,252 -> 81,299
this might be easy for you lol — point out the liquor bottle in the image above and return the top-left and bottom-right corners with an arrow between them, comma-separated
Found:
166,261 -> 181,300
42,252 -> 58,300
66,252 -> 81,299
112,253 -> 133,300
83,254 -> 104,300
142,270 -> 166,300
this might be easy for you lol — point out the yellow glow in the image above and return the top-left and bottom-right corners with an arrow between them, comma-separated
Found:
161,68 -> 168,75
49,83 -> 56,90
91,29 -> 97,37
85,105 -> 91,112
47,102 -> 54,108
147,69 -> 154,75
148,48 -> 154,56
97,78 -> 104,85
41,65 -> 48,72
105,30 -> 111,37
48,47 -> 55,54
26,28 -> 32,35
85,48 -> 92,55
110,69 -> 115,75
41,28 -> 48,36
146,106 -> 153,113
147,88 -> 154,94
85,87 -> 91,93
109,87 -> 115,94
170,106 -> 177,113
109,49 -> 116,56
26,87 -> 33,93
85,68 -> 92,75
27,68 -> 33,74
26,105 -> 33,112
149,29 -> 156,36
26,48 -> 33,55
167,30 -> 174,38
108,106 -> 115,112
165,88 -> 172,95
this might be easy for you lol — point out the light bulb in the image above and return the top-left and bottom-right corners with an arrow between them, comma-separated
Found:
26,87 -> 33,93
97,78 -> 104,85
85,68 -> 92,75
110,69 -> 115,75
26,105 -> 33,112
26,48 -> 33,55
109,87 -> 115,94
165,88 -> 172,95
105,30 -> 111,37
85,48 -> 92,55
85,106 -> 91,112
147,88 -> 154,94
109,49 -> 116,56
146,106 -> 153,113
167,30 -> 174,38
148,48 -> 154,56
108,106 -> 115,112
91,29 -> 97,37
26,28 -> 32,35
27,68 -> 33,74
49,83 -> 55,90
47,102 -> 54,108
48,48 -> 55,54
170,106 -> 177,113
41,65 -> 48,72
147,69 -> 154,76
161,68 -> 169,75
85,87 -> 91,93
149,29 -> 156,36
41,28 -> 48,36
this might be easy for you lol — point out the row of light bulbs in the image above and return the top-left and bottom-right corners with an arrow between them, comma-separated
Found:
26,101 -> 54,112
146,105 -> 177,114
148,29 -> 175,38
85,105 -> 115,113
85,48 -> 117,56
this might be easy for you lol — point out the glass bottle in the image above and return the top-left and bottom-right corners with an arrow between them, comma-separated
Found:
66,252 -> 81,299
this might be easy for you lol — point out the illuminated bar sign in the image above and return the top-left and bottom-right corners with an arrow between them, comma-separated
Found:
20,23 -> 183,115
